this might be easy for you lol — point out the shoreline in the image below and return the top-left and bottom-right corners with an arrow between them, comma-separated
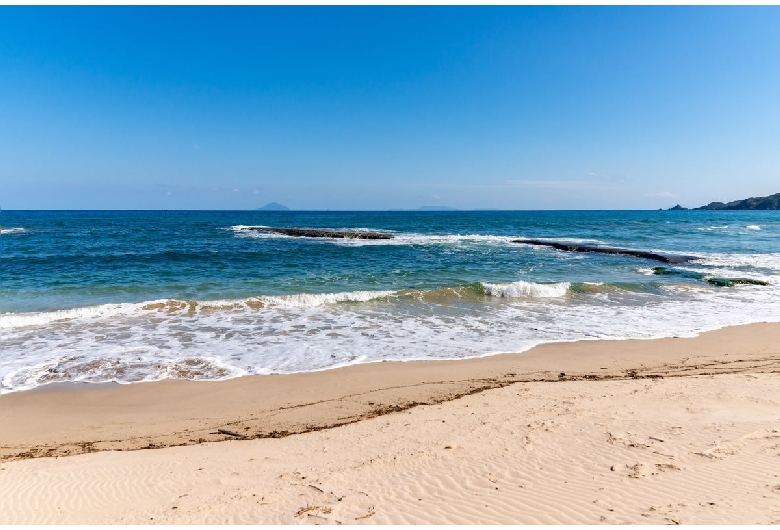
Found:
3,318 -> 776,398
2,322 -> 779,462
1,322 -> 779,523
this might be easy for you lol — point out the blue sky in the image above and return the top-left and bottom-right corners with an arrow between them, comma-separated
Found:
1,6 -> 778,210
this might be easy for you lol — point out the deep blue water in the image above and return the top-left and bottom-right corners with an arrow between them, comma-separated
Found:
1,210 -> 778,392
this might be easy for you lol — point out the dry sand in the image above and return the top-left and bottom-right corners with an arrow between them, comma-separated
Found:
1,323 -> 779,524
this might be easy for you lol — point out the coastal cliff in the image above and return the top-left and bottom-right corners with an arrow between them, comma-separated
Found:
697,192 -> 780,210
670,192 -> 780,210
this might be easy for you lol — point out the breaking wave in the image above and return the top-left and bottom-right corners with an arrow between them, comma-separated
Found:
480,280 -> 571,298
0,290 -> 398,330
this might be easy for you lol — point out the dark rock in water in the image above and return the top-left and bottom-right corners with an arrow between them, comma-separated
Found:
245,226 -> 393,239
512,239 -> 697,264
705,277 -> 769,287
651,266 -> 705,281
667,204 -> 688,210
652,266 -> 769,287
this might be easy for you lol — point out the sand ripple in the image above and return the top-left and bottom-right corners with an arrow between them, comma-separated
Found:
1,372 -> 779,524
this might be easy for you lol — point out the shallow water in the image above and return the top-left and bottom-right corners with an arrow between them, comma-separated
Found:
1,210 -> 778,392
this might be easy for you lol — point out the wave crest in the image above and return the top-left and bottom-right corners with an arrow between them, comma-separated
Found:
258,290 -> 396,308
0,290 -> 398,329
480,280 -> 571,298
0,303 -> 140,329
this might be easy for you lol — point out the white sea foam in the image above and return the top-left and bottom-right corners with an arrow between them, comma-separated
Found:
0,289 -> 398,330
258,290 -> 396,308
525,237 -> 607,245
481,281 -> 571,298
230,225 -> 518,247
745,225 -> 761,230
671,263 -> 774,285
0,302 -> 144,329
2,355 -> 248,394
635,267 -> 657,276
3,249 -> 780,393
0,227 -> 25,235
336,233 -> 516,247
639,252 -> 778,285
693,252 -> 780,272
2,278 -> 780,393
228,225 -> 617,250
231,225 -> 270,230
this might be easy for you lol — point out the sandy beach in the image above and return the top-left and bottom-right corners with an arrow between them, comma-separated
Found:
1,322 -> 779,524
4,4 -> 780,525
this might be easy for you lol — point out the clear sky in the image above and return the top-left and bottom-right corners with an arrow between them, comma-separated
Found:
1,6 -> 779,210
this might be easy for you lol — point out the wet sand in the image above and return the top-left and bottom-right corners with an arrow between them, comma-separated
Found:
1,323 -> 779,523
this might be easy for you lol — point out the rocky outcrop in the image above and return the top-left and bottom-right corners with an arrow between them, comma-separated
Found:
244,227 -> 393,239
696,192 -> 780,210
704,277 -> 769,287
651,266 -> 769,287
512,239 -> 697,264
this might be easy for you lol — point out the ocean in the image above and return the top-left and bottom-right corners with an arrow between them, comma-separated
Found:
1,210 -> 778,393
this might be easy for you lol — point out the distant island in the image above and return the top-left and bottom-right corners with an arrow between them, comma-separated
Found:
256,202 -> 290,211
668,192 -> 780,211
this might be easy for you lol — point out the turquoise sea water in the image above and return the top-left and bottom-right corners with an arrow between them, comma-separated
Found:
1,210 -> 779,392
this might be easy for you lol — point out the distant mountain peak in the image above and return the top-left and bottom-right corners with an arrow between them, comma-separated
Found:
256,202 -> 290,211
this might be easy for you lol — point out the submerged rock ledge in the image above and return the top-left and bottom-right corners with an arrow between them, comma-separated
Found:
651,267 -> 769,287
244,226 -> 394,239
512,239 -> 698,264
